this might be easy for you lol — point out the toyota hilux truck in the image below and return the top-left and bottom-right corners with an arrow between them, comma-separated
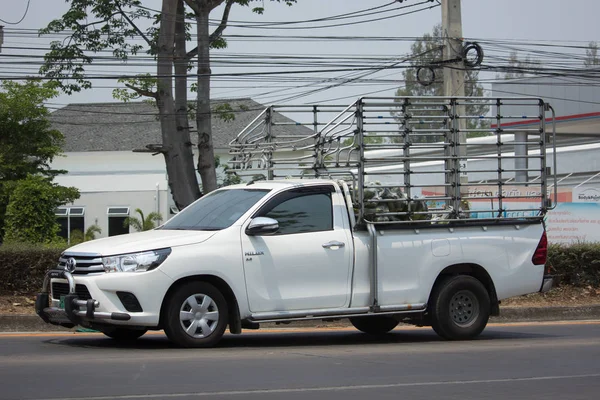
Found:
36,96 -> 556,347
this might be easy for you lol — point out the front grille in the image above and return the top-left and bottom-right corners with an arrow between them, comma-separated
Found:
51,282 -> 92,300
58,252 -> 104,275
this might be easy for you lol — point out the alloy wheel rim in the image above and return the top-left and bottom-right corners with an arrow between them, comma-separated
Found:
179,293 -> 220,338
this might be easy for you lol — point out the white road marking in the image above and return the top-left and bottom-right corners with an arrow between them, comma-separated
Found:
32,373 -> 600,400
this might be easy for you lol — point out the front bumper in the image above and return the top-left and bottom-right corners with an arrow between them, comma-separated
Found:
35,270 -> 132,328
540,274 -> 554,293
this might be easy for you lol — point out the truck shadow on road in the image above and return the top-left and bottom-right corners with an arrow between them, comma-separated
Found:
43,328 -> 553,350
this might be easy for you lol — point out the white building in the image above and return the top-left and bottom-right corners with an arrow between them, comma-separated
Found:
49,99 -> 314,240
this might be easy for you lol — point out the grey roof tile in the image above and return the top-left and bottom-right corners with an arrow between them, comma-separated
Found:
49,98 -> 314,152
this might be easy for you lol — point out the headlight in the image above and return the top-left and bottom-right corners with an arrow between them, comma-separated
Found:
102,248 -> 171,273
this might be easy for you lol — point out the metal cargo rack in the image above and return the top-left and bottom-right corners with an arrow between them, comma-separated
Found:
228,96 -> 558,226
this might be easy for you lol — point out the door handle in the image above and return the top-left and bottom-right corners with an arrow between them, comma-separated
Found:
322,241 -> 345,249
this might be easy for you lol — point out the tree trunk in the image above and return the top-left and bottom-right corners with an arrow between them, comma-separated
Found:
174,0 -> 201,205
157,0 -> 200,210
195,7 -> 218,194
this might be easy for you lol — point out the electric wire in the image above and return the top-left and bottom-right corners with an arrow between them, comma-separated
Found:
0,0 -> 31,25
2,14 -> 600,112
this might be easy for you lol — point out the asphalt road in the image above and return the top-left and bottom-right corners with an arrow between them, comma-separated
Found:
0,321 -> 599,400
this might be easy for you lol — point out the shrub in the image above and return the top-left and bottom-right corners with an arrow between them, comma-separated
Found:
0,243 -> 66,295
3,175 -> 79,244
548,243 -> 600,287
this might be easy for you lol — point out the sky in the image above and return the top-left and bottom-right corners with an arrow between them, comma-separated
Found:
1,0 -> 600,109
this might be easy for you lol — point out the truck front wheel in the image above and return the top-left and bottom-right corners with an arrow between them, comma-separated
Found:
349,316 -> 399,334
163,282 -> 229,348
429,275 -> 490,340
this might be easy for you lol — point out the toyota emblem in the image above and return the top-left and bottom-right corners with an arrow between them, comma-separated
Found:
65,257 -> 77,273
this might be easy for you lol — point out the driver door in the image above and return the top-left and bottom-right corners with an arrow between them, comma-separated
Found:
241,185 -> 353,313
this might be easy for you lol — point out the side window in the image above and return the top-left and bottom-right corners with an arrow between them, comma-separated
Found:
261,191 -> 333,235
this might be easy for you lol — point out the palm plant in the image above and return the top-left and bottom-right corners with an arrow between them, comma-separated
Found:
123,208 -> 163,232
70,224 -> 102,245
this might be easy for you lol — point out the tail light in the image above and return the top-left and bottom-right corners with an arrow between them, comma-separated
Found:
532,231 -> 548,265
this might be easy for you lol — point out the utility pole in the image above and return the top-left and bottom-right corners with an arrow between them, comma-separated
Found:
441,0 -> 468,208
441,0 -> 465,100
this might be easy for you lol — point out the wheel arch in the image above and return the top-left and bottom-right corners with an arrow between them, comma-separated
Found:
428,263 -> 499,316
160,275 -> 242,334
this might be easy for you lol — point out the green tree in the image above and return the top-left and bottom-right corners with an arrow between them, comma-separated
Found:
40,0 -> 295,210
124,208 -> 163,232
213,155 -> 242,188
499,50 -> 535,80
3,176 -> 79,244
219,168 -> 242,187
0,80 -> 65,181
0,80 -> 72,242
0,183 -> 11,243
184,0 -> 295,196
392,24 -> 488,142
584,41 -> 600,68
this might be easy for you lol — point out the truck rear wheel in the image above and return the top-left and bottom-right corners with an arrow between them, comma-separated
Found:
163,282 -> 229,348
349,316 -> 399,334
101,328 -> 147,341
429,275 -> 490,340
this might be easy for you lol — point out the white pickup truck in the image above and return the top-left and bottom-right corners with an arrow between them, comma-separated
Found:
36,96 -> 555,347
36,178 -> 551,347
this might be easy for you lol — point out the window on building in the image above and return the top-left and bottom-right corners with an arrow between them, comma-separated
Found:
107,207 -> 130,237
55,207 -> 85,241
56,208 -> 68,239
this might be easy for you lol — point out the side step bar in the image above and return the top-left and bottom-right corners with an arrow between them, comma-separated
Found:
249,303 -> 427,324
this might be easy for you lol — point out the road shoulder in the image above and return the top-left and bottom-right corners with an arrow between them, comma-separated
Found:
2,304 -> 600,333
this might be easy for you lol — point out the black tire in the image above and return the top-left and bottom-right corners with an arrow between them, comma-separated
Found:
429,275 -> 490,340
349,316 -> 399,334
101,328 -> 147,341
163,282 -> 229,348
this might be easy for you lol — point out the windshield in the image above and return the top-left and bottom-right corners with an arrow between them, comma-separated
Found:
161,188 -> 270,231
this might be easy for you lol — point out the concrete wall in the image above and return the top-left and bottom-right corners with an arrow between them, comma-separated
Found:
59,189 -> 171,239
52,151 -> 165,175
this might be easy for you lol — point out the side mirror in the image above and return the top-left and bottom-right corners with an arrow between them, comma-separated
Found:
246,217 -> 279,236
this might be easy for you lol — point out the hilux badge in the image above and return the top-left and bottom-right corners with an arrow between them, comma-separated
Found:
244,251 -> 264,256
